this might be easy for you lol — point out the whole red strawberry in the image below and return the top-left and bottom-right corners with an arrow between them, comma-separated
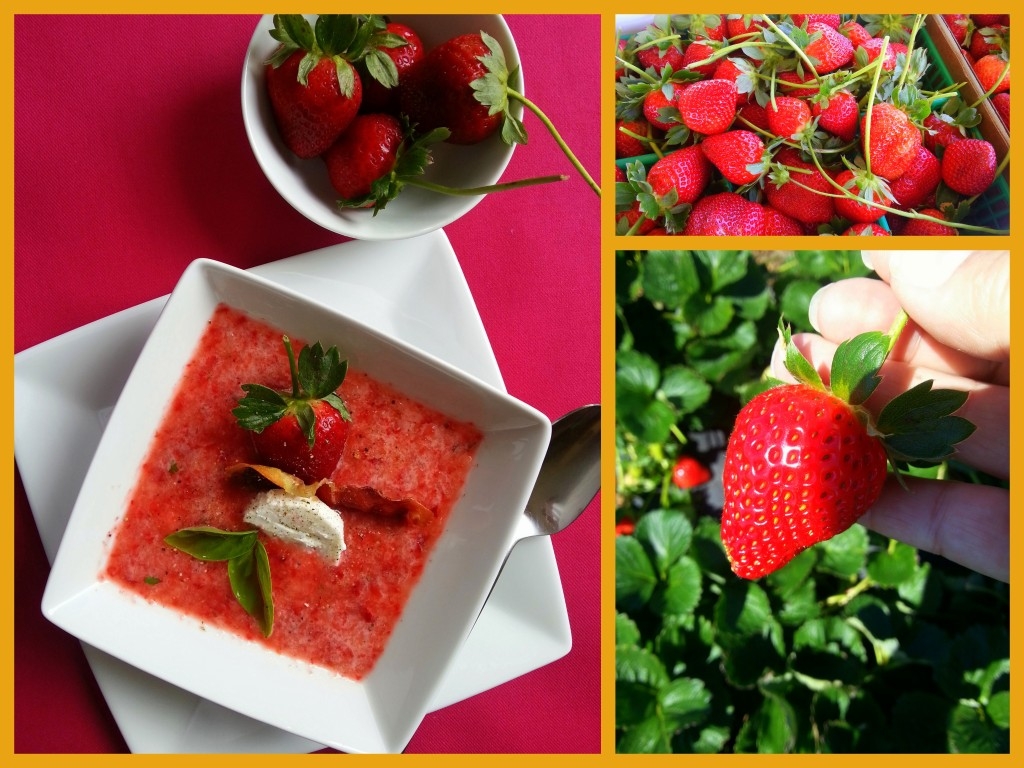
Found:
647,146 -> 711,205
265,15 -> 393,159
993,92 -> 1010,128
901,208 -> 958,235
642,85 -> 684,131
834,169 -> 887,223
359,22 -> 425,114
969,24 -> 1007,60
973,54 -> 1010,94
634,38 -> 687,74
922,112 -> 966,152
721,321 -> 974,579
234,336 -> 353,485
766,96 -> 811,138
862,102 -> 921,181
804,21 -> 854,74
699,130 -> 766,185
762,206 -> 804,235
765,147 -> 835,225
671,456 -> 711,489
838,20 -> 872,50
399,32 -> 504,144
616,119 -> 655,158
682,192 -> 767,235
812,89 -> 858,142
324,113 -> 404,201
942,14 -> 972,46
941,138 -> 998,196
860,38 -> 897,71
677,79 -> 737,135
682,40 -> 718,77
888,146 -> 941,209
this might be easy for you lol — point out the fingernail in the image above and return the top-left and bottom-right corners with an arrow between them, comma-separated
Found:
806,284 -> 831,334
769,338 -> 786,379
861,251 -> 874,271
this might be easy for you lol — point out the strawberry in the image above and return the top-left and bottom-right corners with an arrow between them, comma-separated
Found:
942,14 -> 973,47
324,113 -> 404,202
616,119 -> 656,158
677,79 -> 737,135
713,58 -> 755,104
766,96 -> 811,138
736,102 -> 770,132
812,89 -> 858,142
634,37 -> 687,74
838,20 -> 872,50
725,15 -> 766,40
922,112 -> 966,152
265,15 -> 393,159
859,38 -> 898,71
776,69 -> 816,95
616,201 -> 659,236
682,192 -> 767,235
699,130 -> 767,185
358,22 -> 425,114
682,40 -> 719,77
688,14 -> 727,42
765,147 -> 836,225
842,222 -> 891,235
671,456 -> 711,489
901,208 -> 958,235
399,32 -> 508,145
834,168 -> 887,223
861,102 -> 921,181
993,92 -> 1010,128
721,321 -> 974,579
791,14 -> 841,29
647,146 -> 711,205
969,24 -> 1008,60
973,54 -> 1010,94
234,336 -> 352,485
762,206 -> 804,235
941,138 -> 998,196
804,21 -> 854,74
972,14 -> 1009,26
642,84 -> 684,131
888,146 -> 941,209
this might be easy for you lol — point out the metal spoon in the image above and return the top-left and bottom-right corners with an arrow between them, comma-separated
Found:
476,404 -> 601,623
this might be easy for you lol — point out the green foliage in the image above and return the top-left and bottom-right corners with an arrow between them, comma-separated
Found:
615,251 -> 1009,753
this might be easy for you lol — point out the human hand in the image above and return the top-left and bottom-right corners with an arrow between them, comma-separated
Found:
770,251 -> 1009,582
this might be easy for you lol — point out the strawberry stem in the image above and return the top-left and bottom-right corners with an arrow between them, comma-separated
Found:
507,87 -> 602,197
860,37 -> 889,178
283,336 -> 300,398
405,173 -> 567,197
761,15 -> 820,81
885,310 -> 909,354
969,58 -> 1011,108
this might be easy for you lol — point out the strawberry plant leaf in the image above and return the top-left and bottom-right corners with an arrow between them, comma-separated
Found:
616,643 -> 670,689
660,677 -> 712,729
867,540 -> 918,587
270,14 -> 314,53
362,48 -> 400,89
659,366 -> 712,414
779,322 -> 824,390
659,557 -> 703,616
233,384 -> 288,431
636,509 -> 693,575
314,14 -> 358,56
164,526 -> 258,561
616,536 -> 658,609
641,251 -> 701,308
829,330 -> 888,405
297,341 -> 347,399
876,381 -> 975,462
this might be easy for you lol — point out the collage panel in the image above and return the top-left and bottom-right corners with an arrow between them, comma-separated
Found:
614,250 -> 1009,752
614,14 -> 1010,236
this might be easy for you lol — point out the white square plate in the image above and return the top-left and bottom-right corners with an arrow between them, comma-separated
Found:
17,231 -> 571,752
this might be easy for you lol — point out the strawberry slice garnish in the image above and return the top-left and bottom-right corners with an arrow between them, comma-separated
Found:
233,336 -> 352,485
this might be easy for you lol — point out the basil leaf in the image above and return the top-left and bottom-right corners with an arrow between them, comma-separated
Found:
164,526 -> 257,561
228,541 -> 274,638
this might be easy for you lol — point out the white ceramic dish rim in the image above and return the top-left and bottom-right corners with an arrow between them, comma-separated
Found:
241,14 -> 522,241
39,257 -> 552,753
15,232 -> 572,753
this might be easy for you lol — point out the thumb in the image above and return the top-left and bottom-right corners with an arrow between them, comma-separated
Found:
861,251 -> 1009,362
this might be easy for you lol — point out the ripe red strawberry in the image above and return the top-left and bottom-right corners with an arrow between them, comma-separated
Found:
805,21 -> 854,74
635,39 -> 687,74
713,58 -> 755,104
901,208 -> 958,235
399,32 -> 506,144
700,130 -> 767,185
682,40 -> 718,77
838,20 -> 872,50
765,147 -> 835,225
842,222 -> 891,236
672,456 -> 711,489
682,192 -> 767,235
324,113 -> 404,202
861,102 -> 921,181
358,22 -> 425,114
791,14 -> 841,29
834,169 -> 887,223
767,96 -> 812,138
888,146 -> 941,209
942,14 -> 972,47
969,24 -> 1007,60
760,206 -> 802,234
265,15 -> 387,158
860,38 -> 898,71
776,69 -> 816,95
647,146 -> 711,205
690,14 -> 727,41
993,92 -> 1010,128
973,54 -> 1010,94
725,15 -> 766,39
677,79 -> 737,134
642,85 -> 684,130
616,119 -> 654,158
736,102 -> 770,132
721,322 -> 974,579
941,138 -> 998,196
922,112 -> 966,152
234,337 -> 352,485
973,14 -> 1009,26
812,89 -> 859,141
616,201 -> 659,236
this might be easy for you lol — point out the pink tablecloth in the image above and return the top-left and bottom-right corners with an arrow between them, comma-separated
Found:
14,14 -> 600,754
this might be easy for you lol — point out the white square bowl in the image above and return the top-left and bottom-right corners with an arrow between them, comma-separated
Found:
41,258 -> 551,753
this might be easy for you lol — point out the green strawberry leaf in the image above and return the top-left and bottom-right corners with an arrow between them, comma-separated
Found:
876,380 -> 976,463
232,384 -> 289,431
269,14 -> 315,55
314,14 -> 359,56
297,341 -> 348,399
829,330 -> 888,405
362,48 -> 400,89
779,321 -> 824,390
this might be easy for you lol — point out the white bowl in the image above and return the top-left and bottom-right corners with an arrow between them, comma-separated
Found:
242,14 -> 521,241
41,258 -> 551,753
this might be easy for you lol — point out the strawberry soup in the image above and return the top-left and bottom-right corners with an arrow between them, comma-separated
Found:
104,304 -> 482,680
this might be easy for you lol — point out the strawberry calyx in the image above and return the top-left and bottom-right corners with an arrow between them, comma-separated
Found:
233,336 -> 351,448
776,316 -> 976,474
266,14 -> 399,96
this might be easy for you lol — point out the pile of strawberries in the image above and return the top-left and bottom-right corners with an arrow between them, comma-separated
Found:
942,14 -> 1010,129
615,13 -> 1010,235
